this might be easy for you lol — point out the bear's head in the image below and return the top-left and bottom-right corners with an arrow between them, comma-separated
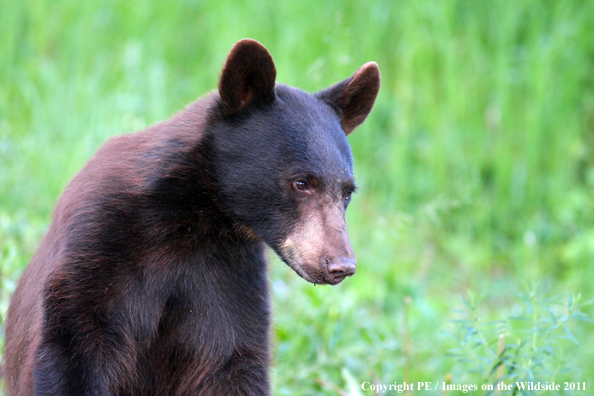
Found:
212,39 -> 380,285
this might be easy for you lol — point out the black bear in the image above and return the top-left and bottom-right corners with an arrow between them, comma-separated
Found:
4,39 -> 380,395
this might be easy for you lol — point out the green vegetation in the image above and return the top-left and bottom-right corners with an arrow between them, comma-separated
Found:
1,0 -> 593,394
449,285 -> 592,394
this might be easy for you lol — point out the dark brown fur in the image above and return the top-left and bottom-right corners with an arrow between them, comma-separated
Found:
4,39 -> 379,396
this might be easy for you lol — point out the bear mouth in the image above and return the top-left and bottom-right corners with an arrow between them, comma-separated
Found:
290,261 -> 344,285
278,248 -> 348,285
275,234 -> 354,285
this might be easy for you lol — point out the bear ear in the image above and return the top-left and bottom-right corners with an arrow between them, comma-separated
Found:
218,39 -> 277,116
316,62 -> 380,135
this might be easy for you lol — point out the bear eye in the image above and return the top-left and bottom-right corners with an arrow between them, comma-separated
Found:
293,180 -> 308,192
343,185 -> 357,206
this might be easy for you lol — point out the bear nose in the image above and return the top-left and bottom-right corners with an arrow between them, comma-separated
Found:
326,257 -> 356,283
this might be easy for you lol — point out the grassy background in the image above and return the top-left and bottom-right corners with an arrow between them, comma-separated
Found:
1,0 -> 593,394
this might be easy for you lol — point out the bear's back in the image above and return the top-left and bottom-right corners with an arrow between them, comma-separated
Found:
4,95 -> 216,395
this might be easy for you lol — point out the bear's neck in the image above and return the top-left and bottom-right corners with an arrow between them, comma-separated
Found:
140,133 -> 260,252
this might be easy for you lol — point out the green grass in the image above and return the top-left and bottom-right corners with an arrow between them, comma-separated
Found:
1,0 -> 594,394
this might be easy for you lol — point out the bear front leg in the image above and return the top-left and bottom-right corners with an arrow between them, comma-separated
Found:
34,339 -> 110,396
33,270 -> 155,396
33,317 -> 143,396
204,348 -> 271,396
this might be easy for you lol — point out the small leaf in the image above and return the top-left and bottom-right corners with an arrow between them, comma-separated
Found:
563,324 -> 579,345
458,294 -> 473,310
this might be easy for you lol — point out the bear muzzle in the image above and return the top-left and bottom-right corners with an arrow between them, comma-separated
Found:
278,202 -> 356,285
325,256 -> 356,284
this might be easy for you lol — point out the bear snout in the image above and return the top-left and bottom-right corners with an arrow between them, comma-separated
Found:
325,256 -> 356,284
278,201 -> 356,285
